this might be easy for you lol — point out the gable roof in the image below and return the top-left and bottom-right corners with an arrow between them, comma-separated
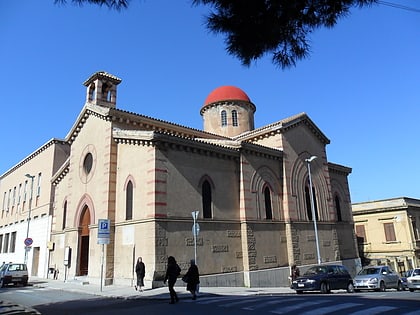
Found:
233,112 -> 330,145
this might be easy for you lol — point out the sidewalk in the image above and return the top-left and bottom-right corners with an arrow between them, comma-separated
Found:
30,277 -> 295,300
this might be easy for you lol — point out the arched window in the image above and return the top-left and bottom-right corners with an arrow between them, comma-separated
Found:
232,110 -> 238,127
202,180 -> 212,218
62,201 -> 67,230
126,180 -> 133,220
221,110 -> 227,126
305,185 -> 319,221
335,195 -> 342,222
264,186 -> 273,220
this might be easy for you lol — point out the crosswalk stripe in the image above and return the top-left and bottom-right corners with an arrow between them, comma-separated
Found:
219,297 -> 262,307
299,302 -> 361,315
271,300 -> 331,314
350,306 -> 396,315
242,297 -> 301,310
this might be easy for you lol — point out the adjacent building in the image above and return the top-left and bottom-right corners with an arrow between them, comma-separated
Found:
353,197 -> 420,275
0,71 -> 359,287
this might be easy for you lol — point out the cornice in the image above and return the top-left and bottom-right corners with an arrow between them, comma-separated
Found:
51,157 -> 70,186
234,112 -> 330,145
0,138 -> 68,179
328,162 -> 352,175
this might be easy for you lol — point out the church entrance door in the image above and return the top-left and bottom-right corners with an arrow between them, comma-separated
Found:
78,206 -> 90,276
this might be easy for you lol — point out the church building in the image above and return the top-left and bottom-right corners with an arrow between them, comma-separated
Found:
0,71 -> 359,287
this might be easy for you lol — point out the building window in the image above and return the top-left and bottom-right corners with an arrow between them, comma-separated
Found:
232,110 -> 238,127
2,192 -> 6,211
355,224 -> 367,243
37,173 -> 42,196
12,187 -> 16,206
18,183 -> 22,205
83,153 -> 93,175
126,180 -> 133,220
3,233 -> 9,253
7,189 -> 11,211
263,186 -> 273,220
9,232 -> 16,253
335,195 -> 342,221
0,235 -> 3,253
202,180 -> 212,219
412,219 -> 419,240
62,201 -> 67,230
24,180 -> 28,202
384,222 -> 396,242
221,110 -> 227,127
305,185 -> 318,221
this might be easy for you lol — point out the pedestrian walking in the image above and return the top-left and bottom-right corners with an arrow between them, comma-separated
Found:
182,259 -> 200,300
164,256 -> 181,304
135,257 -> 145,292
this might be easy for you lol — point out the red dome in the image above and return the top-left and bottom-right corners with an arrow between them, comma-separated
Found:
203,86 -> 250,106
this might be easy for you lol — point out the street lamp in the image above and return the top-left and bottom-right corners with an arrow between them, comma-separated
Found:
305,156 -> 321,265
24,173 -> 35,264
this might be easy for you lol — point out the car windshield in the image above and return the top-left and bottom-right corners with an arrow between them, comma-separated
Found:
412,269 -> 420,276
358,268 -> 380,275
304,266 -> 327,275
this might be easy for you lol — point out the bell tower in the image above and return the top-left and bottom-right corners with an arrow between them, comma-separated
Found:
83,71 -> 122,108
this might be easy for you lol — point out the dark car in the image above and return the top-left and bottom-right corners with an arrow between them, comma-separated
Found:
0,263 -> 29,287
291,264 -> 354,294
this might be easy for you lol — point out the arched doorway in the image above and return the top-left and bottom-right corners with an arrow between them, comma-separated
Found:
78,205 -> 90,276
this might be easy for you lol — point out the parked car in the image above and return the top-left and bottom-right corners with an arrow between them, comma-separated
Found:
0,263 -> 29,287
407,268 -> 420,292
291,264 -> 354,294
353,265 -> 403,292
401,269 -> 413,290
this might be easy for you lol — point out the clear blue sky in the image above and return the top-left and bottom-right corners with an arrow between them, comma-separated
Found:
1,1 -> 419,203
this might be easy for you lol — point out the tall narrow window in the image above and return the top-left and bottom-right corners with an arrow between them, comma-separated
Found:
3,233 -> 9,253
126,181 -> 133,220
0,235 -> 3,253
12,187 -> 16,206
355,225 -> 367,243
24,180 -> 28,202
384,222 -> 396,242
18,184 -> 22,205
202,180 -> 212,219
37,173 -> 42,196
412,219 -> 419,240
264,186 -> 273,220
2,192 -> 6,211
305,185 -> 318,221
9,232 -> 16,253
62,201 -> 67,230
335,195 -> 342,221
232,110 -> 238,127
7,189 -> 11,211
221,110 -> 227,126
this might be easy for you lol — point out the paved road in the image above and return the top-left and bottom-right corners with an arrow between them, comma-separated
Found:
1,284 -> 420,315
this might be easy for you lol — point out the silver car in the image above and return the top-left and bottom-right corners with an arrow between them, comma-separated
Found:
407,268 -> 420,292
0,263 -> 29,287
353,265 -> 403,292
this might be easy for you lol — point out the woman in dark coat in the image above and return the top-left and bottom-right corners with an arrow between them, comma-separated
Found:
183,259 -> 200,300
164,256 -> 181,304
135,257 -> 145,292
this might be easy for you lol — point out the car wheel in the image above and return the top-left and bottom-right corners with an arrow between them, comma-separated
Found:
0,278 -> 4,288
347,282 -> 355,293
378,281 -> 386,292
409,288 -> 414,292
397,282 -> 403,291
320,282 -> 329,294
296,290 -> 303,294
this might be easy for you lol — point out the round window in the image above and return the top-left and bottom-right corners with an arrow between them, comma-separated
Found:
83,153 -> 93,175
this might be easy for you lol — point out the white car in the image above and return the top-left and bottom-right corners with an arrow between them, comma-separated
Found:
407,268 -> 420,292
353,265 -> 403,292
0,263 -> 29,287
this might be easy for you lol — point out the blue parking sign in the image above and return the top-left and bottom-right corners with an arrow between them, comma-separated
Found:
98,219 -> 110,244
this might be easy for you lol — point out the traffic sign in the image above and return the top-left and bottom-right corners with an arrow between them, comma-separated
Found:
98,219 -> 110,245
24,238 -> 33,246
192,223 -> 200,236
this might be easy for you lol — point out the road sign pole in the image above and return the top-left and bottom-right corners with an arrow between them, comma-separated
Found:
192,211 -> 199,264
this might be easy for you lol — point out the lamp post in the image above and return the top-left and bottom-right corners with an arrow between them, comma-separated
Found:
24,174 -> 35,264
305,156 -> 321,265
